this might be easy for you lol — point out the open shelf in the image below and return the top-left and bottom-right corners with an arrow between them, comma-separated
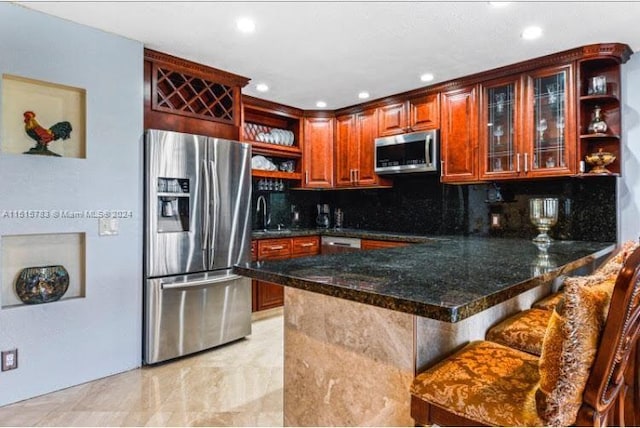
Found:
250,141 -> 302,158
579,94 -> 619,103
580,133 -> 620,140
252,169 -> 302,180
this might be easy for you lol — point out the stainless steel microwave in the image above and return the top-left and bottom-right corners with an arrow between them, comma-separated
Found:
374,130 -> 439,174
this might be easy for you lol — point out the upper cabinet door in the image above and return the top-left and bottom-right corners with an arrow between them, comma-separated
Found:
356,108 -> 380,186
479,77 -> 522,180
302,117 -> 334,188
524,64 -> 575,177
378,102 -> 407,137
335,114 -> 358,187
409,93 -> 440,131
441,86 -> 479,183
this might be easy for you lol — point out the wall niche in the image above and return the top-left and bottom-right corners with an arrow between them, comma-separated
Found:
1,232 -> 86,308
1,74 -> 86,158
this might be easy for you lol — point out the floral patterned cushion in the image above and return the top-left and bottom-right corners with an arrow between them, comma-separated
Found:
594,240 -> 638,278
536,275 -> 615,426
532,292 -> 563,311
411,341 -> 543,427
532,241 -> 636,312
486,309 -> 552,356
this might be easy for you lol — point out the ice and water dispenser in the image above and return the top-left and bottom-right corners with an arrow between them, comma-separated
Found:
157,177 -> 190,232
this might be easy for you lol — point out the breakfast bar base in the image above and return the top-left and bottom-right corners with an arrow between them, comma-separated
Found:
283,287 -> 415,426
282,282 -> 560,426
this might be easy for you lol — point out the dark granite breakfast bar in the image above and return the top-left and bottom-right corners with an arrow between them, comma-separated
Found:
236,236 -> 614,322
234,235 -> 614,426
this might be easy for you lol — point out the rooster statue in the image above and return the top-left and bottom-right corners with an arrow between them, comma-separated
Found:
23,111 -> 72,157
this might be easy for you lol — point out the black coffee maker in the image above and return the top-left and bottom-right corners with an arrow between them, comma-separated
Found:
316,204 -> 330,228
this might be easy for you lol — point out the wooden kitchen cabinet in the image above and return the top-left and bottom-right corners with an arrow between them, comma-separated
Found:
441,85 -> 479,183
144,49 -> 249,140
522,64 -> 575,177
361,239 -> 409,250
479,76 -> 523,180
254,238 -> 290,312
478,67 -> 575,181
302,116 -> 334,188
378,94 -> 440,136
335,109 -> 391,187
252,236 -> 320,312
291,236 -> 320,257
378,103 -> 407,136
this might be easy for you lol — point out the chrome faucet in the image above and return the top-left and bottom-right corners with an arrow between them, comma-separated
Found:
256,195 -> 270,231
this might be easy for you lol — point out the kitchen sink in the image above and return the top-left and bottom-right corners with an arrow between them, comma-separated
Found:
256,228 -> 292,235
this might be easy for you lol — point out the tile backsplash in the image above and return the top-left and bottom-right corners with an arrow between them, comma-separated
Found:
252,175 -> 616,242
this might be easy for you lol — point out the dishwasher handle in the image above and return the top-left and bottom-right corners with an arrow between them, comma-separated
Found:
328,242 -> 356,247
160,274 -> 244,290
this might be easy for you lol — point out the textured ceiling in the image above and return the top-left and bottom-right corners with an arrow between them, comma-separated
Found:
17,1 -> 640,110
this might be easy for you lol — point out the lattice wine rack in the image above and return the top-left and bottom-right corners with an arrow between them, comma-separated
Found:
152,66 -> 235,123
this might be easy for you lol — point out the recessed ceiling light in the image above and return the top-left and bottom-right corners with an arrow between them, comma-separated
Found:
256,83 -> 269,92
521,25 -> 543,40
420,73 -> 435,82
358,91 -> 370,100
236,17 -> 255,34
316,101 -> 327,108
488,2 -> 511,7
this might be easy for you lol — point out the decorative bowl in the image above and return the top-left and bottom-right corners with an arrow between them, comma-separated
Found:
15,265 -> 69,304
585,148 -> 616,174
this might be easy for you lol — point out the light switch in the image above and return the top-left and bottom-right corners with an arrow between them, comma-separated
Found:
99,218 -> 119,236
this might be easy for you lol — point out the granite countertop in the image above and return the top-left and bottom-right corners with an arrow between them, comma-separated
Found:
234,236 -> 614,322
251,228 -> 433,243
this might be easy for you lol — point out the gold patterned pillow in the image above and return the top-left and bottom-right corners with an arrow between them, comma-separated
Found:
594,240 -> 638,278
535,275 -> 614,426
487,308 -> 552,356
532,292 -> 563,311
535,305 -> 566,416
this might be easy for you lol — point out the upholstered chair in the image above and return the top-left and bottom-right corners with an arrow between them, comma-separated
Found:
410,246 -> 640,427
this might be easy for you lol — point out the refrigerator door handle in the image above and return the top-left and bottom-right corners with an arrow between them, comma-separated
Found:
210,159 -> 219,266
160,274 -> 244,290
201,160 -> 210,250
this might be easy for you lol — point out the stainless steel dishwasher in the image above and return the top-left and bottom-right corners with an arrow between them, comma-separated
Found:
321,236 -> 362,254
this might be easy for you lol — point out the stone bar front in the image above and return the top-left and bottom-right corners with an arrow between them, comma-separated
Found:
284,287 -> 415,426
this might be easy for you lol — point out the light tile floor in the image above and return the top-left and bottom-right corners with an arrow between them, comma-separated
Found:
0,309 -> 284,427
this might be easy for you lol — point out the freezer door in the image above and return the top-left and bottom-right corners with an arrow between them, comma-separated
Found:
207,138 -> 252,270
145,129 -> 207,277
144,270 -> 251,364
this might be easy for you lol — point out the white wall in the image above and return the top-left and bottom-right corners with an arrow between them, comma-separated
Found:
0,4 -> 143,405
620,53 -> 640,241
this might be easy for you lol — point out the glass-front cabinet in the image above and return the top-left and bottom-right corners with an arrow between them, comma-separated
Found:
479,77 -> 521,179
525,65 -> 575,177
479,65 -> 575,180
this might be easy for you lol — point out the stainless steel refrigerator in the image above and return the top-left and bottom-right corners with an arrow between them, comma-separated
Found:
143,129 -> 252,364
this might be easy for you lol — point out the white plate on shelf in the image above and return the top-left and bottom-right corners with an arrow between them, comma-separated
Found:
286,130 -> 294,146
272,130 -> 281,144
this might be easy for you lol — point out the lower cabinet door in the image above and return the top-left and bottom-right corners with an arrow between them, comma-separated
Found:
256,280 -> 284,311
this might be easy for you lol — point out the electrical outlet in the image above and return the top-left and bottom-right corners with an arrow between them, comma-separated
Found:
1,349 -> 18,371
